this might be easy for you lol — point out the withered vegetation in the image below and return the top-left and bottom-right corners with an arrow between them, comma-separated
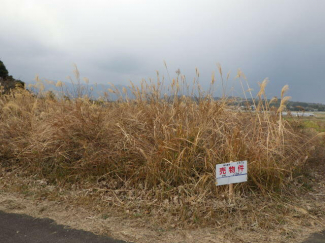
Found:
0,66 -> 324,235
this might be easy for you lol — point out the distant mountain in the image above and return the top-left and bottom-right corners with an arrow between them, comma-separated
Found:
25,80 -> 325,111
25,80 -> 132,100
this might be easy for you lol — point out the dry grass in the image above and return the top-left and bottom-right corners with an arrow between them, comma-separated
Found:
0,67 -> 324,235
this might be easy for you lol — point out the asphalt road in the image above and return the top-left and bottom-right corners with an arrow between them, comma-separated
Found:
1,210 -> 324,243
0,210 -> 128,243
302,230 -> 325,243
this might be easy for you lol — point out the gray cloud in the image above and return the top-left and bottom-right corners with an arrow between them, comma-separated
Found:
95,54 -> 144,74
1,0 -> 325,103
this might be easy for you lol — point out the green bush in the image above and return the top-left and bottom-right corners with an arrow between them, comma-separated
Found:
0,60 -> 9,79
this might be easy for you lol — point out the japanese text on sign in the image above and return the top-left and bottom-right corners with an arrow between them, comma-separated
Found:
216,161 -> 247,186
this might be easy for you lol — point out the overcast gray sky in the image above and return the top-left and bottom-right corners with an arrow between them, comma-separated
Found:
1,0 -> 325,103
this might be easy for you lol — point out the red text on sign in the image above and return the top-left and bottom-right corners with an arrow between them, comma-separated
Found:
219,167 -> 226,175
238,165 -> 244,173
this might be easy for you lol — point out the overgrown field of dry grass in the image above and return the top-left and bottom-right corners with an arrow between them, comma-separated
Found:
0,68 -> 324,239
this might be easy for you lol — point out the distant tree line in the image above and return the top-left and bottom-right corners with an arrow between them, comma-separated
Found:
231,98 -> 325,112
287,101 -> 325,111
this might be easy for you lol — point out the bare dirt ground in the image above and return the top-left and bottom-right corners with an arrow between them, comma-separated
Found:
0,163 -> 324,243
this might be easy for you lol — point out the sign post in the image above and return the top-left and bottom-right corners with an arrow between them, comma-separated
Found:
216,161 -> 248,201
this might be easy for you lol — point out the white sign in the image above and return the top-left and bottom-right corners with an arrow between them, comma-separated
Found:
216,161 -> 247,186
